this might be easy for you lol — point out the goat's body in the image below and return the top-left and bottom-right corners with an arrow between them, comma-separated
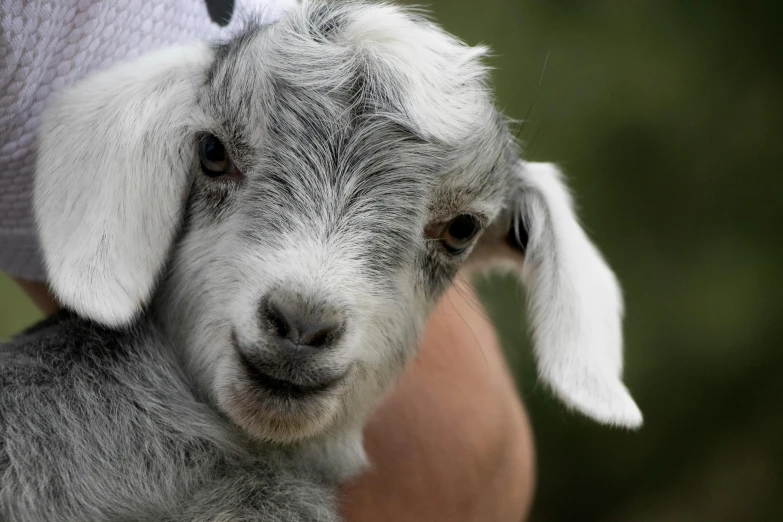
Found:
0,314 -> 338,522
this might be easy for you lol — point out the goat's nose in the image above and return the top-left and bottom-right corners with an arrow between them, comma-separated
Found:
260,293 -> 344,349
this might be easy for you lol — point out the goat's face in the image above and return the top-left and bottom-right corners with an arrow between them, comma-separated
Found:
158,5 -> 513,441
34,2 -> 643,444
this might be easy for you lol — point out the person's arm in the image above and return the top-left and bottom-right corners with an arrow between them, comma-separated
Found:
14,276 -> 535,521
12,278 -> 58,315
341,277 -> 535,521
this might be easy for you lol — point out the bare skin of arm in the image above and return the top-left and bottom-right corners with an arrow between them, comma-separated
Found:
14,276 -> 535,521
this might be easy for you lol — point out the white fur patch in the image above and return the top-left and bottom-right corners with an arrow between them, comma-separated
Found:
335,2 -> 492,142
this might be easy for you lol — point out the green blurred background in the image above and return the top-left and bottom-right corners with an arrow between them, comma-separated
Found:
2,0 -> 781,520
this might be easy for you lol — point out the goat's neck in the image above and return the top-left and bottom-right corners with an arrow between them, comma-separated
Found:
291,427 -> 369,483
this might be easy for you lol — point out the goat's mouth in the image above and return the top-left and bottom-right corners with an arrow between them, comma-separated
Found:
236,350 -> 346,399
231,333 -> 347,400
224,332 -> 351,442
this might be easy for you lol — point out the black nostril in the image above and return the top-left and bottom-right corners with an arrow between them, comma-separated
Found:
261,294 -> 343,349
264,299 -> 292,340
298,321 -> 343,348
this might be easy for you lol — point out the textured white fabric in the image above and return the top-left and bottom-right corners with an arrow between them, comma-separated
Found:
0,0 -> 295,280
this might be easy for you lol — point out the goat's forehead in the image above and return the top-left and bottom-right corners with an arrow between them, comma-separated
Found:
206,5 -> 501,144
200,2 -> 510,211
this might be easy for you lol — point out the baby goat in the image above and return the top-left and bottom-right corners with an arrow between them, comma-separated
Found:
1,2 -> 642,520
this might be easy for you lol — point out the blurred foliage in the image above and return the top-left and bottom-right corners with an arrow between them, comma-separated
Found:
1,0 -> 781,520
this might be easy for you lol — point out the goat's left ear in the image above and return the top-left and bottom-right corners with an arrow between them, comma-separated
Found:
33,44 -> 212,327
469,161 -> 642,428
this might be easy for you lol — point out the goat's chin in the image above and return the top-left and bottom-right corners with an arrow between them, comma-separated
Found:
218,381 -> 343,443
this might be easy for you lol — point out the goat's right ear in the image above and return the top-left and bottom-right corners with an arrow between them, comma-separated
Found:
34,44 -> 212,327
468,160 -> 643,429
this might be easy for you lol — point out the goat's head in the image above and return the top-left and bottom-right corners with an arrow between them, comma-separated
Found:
34,1 -> 642,444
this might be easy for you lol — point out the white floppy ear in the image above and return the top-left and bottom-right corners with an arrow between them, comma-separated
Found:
33,44 -> 213,327
471,161 -> 642,428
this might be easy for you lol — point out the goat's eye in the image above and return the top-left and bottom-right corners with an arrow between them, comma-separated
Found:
441,214 -> 481,254
199,135 -> 238,178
